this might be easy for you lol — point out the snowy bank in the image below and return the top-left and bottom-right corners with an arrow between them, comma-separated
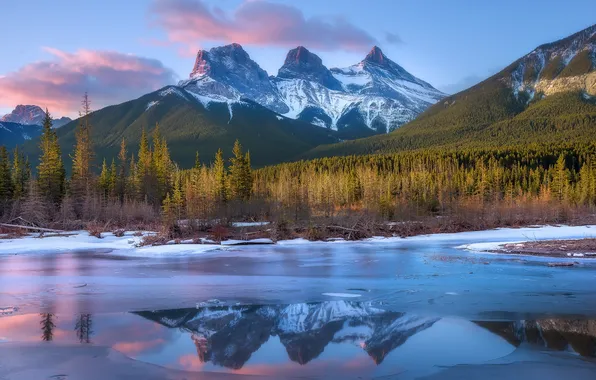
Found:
1,225 -> 596,257
455,225 -> 596,254
0,231 -> 222,256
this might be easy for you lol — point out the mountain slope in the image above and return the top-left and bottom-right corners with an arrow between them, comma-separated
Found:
0,121 -> 42,148
45,86 -> 338,169
181,44 -> 445,139
302,24 -> 596,158
1,105 -> 71,128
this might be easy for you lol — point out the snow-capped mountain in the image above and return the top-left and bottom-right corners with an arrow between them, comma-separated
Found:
179,44 -> 445,138
1,105 -> 72,128
180,43 -> 288,114
137,301 -> 438,369
507,24 -> 596,99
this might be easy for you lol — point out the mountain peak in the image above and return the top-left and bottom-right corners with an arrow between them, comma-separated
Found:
278,46 -> 343,90
190,43 -> 250,78
1,105 -> 45,125
0,104 -> 71,128
364,46 -> 387,65
283,46 -> 314,65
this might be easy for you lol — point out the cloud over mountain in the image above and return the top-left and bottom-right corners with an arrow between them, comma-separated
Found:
150,0 -> 377,52
0,48 -> 177,115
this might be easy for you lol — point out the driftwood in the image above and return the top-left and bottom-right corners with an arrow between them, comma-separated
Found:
326,225 -> 359,232
0,223 -> 64,233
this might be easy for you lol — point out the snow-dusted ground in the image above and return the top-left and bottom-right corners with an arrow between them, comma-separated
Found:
0,231 -> 222,256
1,224 -> 596,257
453,225 -> 596,254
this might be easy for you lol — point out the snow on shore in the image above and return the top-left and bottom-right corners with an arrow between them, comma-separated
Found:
0,231 -> 221,256
455,225 -> 596,253
1,225 -> 595,257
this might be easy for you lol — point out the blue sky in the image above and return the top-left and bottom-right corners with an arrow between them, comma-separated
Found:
1,0 -> 594,116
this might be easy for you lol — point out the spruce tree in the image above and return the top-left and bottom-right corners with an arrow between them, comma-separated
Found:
11,146 -> 27,199
109,159 -> 117,198
0,146 -> 13,203
214,149 -> 227,202
37,109 -> 65,207
99,159 -> 110,198
229,140 -> 252,200
71,93 -> 95,209
117,138 -> 127,202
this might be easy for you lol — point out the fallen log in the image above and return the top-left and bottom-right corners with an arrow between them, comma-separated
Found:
326,225 -> 360,232
0,223 -> 65,233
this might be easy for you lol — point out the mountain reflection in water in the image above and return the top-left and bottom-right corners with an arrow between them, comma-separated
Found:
2,301 -> 596,377
137,302 -> 439,368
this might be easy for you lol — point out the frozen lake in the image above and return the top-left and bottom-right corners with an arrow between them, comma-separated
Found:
1,226 -> 596,378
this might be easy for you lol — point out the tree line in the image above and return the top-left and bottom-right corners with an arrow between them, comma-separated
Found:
2,95 -> 596,234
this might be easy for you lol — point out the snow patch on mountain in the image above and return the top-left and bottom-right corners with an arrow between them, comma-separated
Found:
146,101 -> 159,111
180,43 -> 445,135
507,24 -> 596,98
159,86 -> 190,100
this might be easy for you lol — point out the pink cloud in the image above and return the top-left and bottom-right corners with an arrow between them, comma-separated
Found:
150,0 -> 377,53
0,48 -> 177,116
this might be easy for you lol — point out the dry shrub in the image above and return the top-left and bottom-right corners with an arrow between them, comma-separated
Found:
209,224 -> 229,243
140,234 -> 168,246
306,225 -> 324,241
113,229 -> 125,237
133,231 -> 144,237
271,219 -> 293,241
86,222 -> 105,239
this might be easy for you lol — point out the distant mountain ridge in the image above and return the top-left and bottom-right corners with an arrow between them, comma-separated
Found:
181,43 -> 445,139
1,104 -> 72,128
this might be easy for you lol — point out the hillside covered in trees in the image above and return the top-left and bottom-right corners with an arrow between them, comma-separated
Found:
22,86 -> 339,172
3,97 -> 596,240
302,24 -> 596,159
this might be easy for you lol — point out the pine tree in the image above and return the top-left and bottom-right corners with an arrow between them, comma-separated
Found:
37,109 -> 65,207
213,148 -> 227,202
228,140 -> 252,200
71,93 -> 95,209
116,138 -> 127,202
152,124 -> 171,202
551,153 -> 569,201
137,128 -> 152,201
11,146 -> 27,199
109,159 -> 117,198
0,146 -> 13,203
172,173 -> 183,221
99,159 -> 110,198
127,153 -> 138,200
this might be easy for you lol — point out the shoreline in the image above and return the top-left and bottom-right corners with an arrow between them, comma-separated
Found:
1,224 -> 596,258
489,239 -> 596,259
